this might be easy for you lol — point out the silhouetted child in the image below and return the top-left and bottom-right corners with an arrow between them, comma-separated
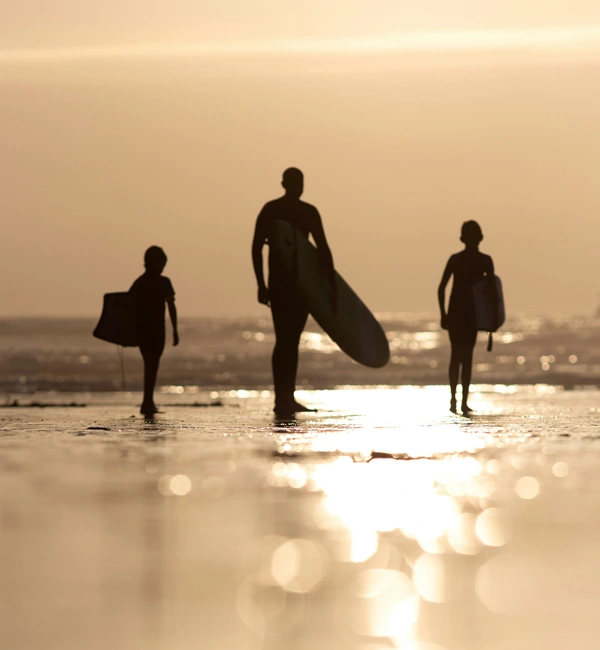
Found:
129,246 -> 179,416
438,221 -> 496,415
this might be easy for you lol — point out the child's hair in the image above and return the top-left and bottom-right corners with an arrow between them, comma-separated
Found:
144,246 -> 167,270
461,220 -> 483,243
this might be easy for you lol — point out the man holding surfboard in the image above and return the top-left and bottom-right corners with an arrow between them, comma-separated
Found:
252,168 -> 337,416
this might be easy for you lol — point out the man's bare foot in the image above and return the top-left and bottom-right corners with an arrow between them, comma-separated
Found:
273,405 -> 295,420
292,401 -> 317,413
461,403 -> 474,415
274,400 -> 317,416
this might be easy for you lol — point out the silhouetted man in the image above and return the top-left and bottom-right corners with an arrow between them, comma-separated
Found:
252,168 -> 336,416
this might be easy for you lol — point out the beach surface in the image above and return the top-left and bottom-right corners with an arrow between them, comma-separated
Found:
1,385 -> 600,649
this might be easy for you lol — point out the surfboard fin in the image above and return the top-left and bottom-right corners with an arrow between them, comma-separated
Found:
487,332 -> 493,352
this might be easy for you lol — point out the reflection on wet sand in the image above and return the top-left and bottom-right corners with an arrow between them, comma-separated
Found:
1,386 -> 600,649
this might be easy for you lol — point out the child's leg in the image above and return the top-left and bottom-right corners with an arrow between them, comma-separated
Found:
460,343 -> 475,412
448,342 -> 460,412
141,348 -> 162,414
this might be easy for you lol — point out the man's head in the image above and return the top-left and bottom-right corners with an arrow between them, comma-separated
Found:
281,167 -> 304,199
460,220 -> 483,247
144,246 -> 167,273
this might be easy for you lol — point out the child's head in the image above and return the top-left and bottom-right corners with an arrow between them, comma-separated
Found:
144,246 -> 167,273
460,221 -> 483,247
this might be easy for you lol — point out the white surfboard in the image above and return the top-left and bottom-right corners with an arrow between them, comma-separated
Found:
270,220 -> 389,368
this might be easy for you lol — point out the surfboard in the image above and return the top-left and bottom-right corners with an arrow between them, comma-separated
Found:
473,276 -> 505,332
270,220 -> 389,368
93,292 -> 138,347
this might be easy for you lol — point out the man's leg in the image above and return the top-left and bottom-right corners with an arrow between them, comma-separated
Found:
286,300 -> 309,408
271,296 -> 308,412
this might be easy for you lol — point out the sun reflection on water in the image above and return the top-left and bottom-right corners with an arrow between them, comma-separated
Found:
301,387 -> 490,459
241,446 -> 519,645
234,385 -> 585,647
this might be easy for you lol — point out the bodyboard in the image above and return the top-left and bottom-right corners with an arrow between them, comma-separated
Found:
473,276 -> 505,332
270,220 -> 389,368
93,292 -> 138,347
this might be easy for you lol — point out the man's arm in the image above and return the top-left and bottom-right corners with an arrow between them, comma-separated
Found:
438,258 -> 453,329
251,208 -> 270,306
167,297 -> 179,346
310,209 -> 337,313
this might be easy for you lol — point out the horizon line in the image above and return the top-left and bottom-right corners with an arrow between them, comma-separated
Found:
1,25 -> 599,64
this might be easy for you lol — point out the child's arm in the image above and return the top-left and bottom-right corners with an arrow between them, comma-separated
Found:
167,297 -> 179,346
438,257 -> 454,329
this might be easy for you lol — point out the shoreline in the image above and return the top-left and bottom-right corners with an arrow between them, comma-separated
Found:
1,376 -> 599,396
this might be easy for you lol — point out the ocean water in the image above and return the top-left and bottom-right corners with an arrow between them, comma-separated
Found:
1,313 -> 600,393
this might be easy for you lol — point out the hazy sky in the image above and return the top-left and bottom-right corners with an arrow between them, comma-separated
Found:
1,2 -> 600,317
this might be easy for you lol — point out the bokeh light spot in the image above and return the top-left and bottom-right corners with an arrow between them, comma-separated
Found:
475,508 -> 511,547
516,476 -> 540,499
552,462 -> 569,478
170,474 -> 192,496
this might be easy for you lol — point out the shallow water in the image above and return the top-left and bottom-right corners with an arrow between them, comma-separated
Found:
3,314 -> 600,391
1,386 -> 600,649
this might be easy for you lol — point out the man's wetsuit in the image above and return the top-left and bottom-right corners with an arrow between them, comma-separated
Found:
252,194 -> 334,412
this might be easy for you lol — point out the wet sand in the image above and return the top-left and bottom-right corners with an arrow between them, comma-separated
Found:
1,386 -> 600,649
